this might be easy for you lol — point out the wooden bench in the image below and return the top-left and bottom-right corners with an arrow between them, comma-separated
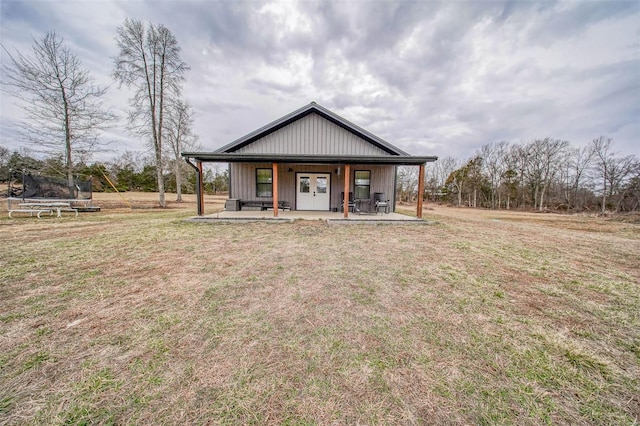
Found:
239,200 -> 291,211
241,201 -> 270,211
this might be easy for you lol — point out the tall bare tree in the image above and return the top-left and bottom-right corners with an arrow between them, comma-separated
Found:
480,141 -> 509,209
396,166 -> 419,202
566,144 -> 595,210
591,136 -> 614,214
610,156 -> 639,212
424,155 -> 456,202
1,32 -> 113,190
164,99 -> 199,202
523,138 -> 569,211
446,158 -> 470,207
113,19 -> 189,207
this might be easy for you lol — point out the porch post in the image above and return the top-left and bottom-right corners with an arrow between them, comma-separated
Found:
416,163 -> 425,218
272,162 -> 279,217
343,164 -> 350,218
197,160 -> 204,216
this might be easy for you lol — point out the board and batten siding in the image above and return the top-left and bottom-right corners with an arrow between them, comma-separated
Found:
231,163 -> 396,211
233,113 -> 390,156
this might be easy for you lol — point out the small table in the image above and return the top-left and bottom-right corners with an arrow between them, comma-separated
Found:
354,199 -> 374,214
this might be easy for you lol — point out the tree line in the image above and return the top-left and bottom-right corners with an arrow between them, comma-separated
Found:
416,137 -> 639,214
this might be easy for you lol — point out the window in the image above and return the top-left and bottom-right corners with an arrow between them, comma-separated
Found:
299,176 -> 310,193
316,176 -> 327,193
354,170 -> 370,199
256,168 -> 273,197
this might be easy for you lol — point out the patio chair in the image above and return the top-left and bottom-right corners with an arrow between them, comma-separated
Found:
374,192 -> 390,214
341,192 -> 355,212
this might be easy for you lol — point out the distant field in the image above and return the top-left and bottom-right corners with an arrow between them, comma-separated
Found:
1,199 -> 638,424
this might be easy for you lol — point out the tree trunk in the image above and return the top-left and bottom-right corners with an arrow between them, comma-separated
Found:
157,53 -> 167,208
64,104 -> 74,196
58,75 -> 74,196
156,149 -> 165,207
539,184 -> 547,211
601,177 -> 607,215
175,157 -> 182,202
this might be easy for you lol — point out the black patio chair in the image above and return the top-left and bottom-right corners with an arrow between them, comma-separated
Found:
374,192 -> 390,214
341,192 -> 355,212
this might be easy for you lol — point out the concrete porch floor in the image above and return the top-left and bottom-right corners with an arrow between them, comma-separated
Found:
187,209 -> 426,224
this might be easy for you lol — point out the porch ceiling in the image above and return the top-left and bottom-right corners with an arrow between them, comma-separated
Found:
181,152 -> 437,165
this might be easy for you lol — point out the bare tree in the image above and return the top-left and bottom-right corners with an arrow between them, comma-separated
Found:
164,99 -> 199,201
0,146 -> 10,181
436,156 -> 458,189
591,136 -> 615,214
617,164 -> 640,212
566,144 -> 595,210
113,19 -> 189,207
606,155 -> 638,213
446,158 -> 471,207
425,155 -> 456,202
480,141 -> 509,209
523,138 -> 569,211
396,166 -> 418,202
1,32 -> 114,190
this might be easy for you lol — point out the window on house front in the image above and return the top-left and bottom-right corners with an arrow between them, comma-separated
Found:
354,170 -> 370,199
256,168 -> 273,197
299,176 -> 310,193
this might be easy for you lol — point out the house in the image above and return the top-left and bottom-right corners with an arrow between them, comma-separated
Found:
182,102 -> 437,218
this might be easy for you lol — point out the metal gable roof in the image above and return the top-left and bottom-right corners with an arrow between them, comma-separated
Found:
214,102 -> 410,156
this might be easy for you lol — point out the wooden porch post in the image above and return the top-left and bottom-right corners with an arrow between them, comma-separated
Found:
197,161 -> 204,216
343,164 -> 350,218
272,163 -> 279,217
416,163 -> 425,218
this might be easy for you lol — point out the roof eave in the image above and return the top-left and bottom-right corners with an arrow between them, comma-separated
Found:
182,152 -> 438,165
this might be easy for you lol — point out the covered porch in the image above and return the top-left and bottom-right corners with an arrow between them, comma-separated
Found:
182,153 -> 437,219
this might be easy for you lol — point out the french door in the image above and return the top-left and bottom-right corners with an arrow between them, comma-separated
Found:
296,173 -> 330,210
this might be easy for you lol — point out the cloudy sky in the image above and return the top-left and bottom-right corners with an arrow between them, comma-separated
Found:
1,0 -> 638,162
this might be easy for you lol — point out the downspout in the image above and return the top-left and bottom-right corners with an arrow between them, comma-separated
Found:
184,157 -> 203,216
417,163 -> 425,218
393,165 -> 398,213
228,163 -> 232,198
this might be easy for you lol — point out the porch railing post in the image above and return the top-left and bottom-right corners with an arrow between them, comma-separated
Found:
343,164 -> 350,218
273,163 -> 279,217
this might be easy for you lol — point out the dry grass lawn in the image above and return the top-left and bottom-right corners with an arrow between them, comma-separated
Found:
1,193 -> 639,425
